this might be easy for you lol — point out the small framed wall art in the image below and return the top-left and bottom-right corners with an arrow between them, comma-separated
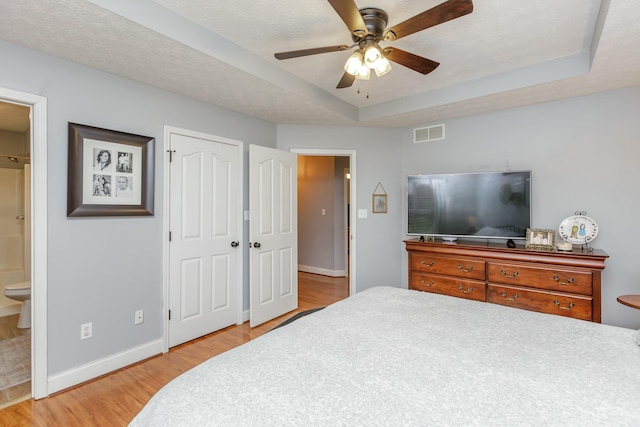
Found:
67,123 -> 155,217
372,182 -> 387,214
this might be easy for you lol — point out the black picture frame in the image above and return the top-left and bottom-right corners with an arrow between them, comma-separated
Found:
67,122 -> 154,217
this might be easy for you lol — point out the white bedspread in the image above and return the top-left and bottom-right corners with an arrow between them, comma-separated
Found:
130,287 -> 640,426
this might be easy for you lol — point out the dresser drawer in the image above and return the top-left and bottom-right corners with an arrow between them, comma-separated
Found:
487,284 -> 592,321
410,272 -> 486,301
410,253 -> 485,280
487,262 -> 592,296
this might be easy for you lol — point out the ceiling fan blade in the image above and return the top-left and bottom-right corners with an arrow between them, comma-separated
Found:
384,0 -> 473,41
327,0 -> 368,36
336,72 -> 356,89
275,45 -> 350,60
384,48 -> 440,75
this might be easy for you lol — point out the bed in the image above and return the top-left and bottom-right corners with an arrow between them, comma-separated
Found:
130,286 -> 640,426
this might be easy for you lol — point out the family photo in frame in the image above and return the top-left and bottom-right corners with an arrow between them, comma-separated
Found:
525,228 -> 556,251
67,123 -> 155,217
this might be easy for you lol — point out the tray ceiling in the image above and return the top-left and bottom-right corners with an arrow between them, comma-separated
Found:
0,0 -> 638,128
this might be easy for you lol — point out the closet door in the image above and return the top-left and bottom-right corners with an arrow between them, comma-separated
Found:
168,131 -> 241,347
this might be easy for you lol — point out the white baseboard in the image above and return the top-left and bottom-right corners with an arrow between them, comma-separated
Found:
298,265 -> 346,277
47,338 -> 163,395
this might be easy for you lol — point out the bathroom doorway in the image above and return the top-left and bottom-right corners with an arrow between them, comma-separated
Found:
0,100 -> 31,407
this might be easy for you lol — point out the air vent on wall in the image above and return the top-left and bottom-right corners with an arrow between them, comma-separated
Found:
414,124 -> 445,143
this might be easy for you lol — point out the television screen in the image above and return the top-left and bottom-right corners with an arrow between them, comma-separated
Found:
407,171 -> 531,240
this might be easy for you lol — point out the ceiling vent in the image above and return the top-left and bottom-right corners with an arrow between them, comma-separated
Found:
414,124 -> 445,143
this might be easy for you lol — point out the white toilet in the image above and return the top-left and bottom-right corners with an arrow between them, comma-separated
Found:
4,281 -> 31,329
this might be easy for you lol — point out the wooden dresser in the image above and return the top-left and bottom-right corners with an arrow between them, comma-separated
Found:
405,239 -> 608,322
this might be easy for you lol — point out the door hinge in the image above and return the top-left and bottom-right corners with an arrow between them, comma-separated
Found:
167,149 -> 176,162
168,310 -> 171,320
169,231 -> 172,242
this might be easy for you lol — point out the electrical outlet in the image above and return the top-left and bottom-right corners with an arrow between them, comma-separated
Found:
135,309 -> 144,325
81,322 -> 92,340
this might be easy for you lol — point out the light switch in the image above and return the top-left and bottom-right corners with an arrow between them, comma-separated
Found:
358,209 -> 368,219
322,209 -> 326,216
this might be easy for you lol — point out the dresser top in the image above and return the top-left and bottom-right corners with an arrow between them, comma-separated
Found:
404,239 -> 608,270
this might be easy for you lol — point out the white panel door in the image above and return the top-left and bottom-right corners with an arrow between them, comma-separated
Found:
249,145 -> 298,327
168,132 -> 241,347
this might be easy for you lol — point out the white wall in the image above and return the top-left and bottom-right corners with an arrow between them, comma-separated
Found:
400,86 -> 640,329
0,40 -> 277,376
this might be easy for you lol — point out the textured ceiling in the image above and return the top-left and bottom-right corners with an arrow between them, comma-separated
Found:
0,0 -> 639,128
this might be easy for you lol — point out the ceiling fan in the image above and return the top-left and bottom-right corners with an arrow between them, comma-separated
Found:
274,0 -> 473,89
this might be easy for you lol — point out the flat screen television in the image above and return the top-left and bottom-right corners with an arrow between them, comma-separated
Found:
407,171 -> 531,241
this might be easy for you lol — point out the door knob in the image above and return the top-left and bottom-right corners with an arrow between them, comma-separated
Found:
230,241 -> 239,248
252,242 -> 261,248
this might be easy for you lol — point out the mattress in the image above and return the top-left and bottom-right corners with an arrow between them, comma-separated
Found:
130,286 -> 640,426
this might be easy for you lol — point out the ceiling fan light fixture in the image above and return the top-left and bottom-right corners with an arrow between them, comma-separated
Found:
355,64 -> 370,80
344,50 -> 364,75
363,44 -> 382,69
374,56 -> 392,77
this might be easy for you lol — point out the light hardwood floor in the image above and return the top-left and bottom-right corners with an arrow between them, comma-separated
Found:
0,272 -> 349,426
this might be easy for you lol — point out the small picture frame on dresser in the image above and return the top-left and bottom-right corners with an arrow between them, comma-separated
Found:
525,228 -> 557,251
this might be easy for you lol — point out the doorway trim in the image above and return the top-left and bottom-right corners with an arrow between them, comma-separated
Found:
0,87 -> 48,398
291,149 -> 356,296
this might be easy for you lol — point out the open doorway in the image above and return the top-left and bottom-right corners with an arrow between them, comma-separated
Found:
0,101 -> 31,407
294,149 -> 356,297
0,88 -> 47,400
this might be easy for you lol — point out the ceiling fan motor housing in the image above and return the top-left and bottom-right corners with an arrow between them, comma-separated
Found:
352,8 -> 388,42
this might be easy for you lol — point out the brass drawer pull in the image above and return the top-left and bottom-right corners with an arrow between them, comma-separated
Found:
554,300 -> 575,311
458,264 -> 473,273
458,285 -> 473,294
500,291 -> 519,301
553,275 -> 574,285
420,279 -> 434,287
500,270 -> 519,279
420,260 -> 434,267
